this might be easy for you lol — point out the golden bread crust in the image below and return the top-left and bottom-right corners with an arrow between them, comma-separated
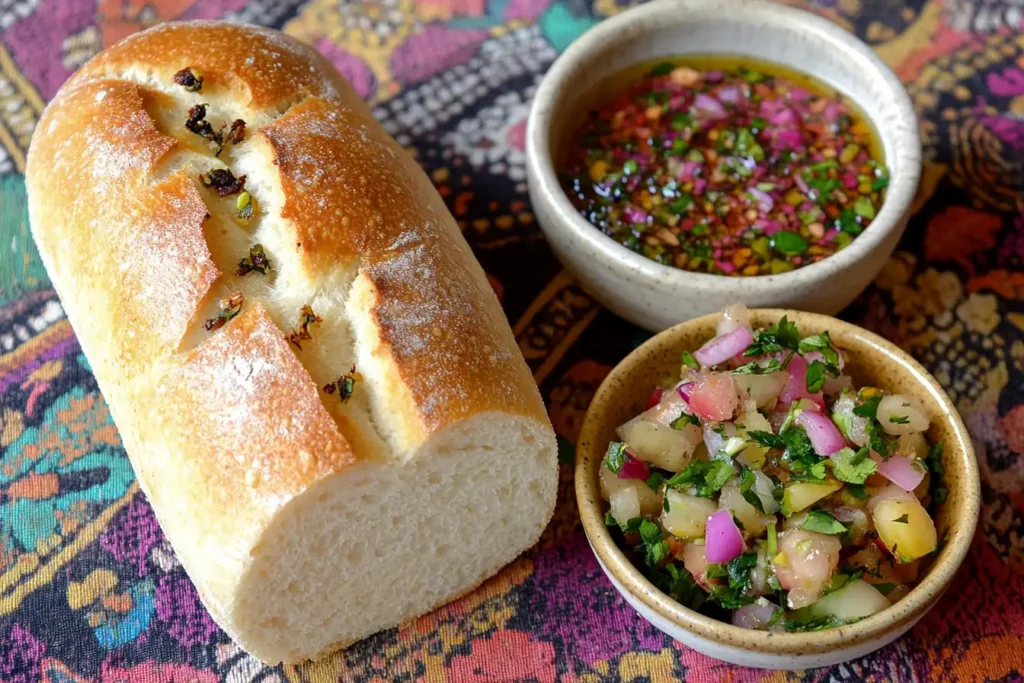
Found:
26,20 -> 553,660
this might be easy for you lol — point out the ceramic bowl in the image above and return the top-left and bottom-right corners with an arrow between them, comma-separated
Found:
575,309 -> 979,669
525,0 -> 922,332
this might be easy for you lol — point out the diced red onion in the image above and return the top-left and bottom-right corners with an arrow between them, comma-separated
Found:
705,70 -> 724,83
797,410 -> 846,456
705,510 -> 745,564
804,349 -> 845,371
874,454 -> 926,492
789,86 -> 811,101
694,93 -> 727,119
779,354 -> 824,408
774,129 -> 803,150
794,173 -> 811,195
732,601 -> 778,629
617,453 -> 650,481
694,327 -> 754,367
769,108 -> 795,126
748,187 -> 774,212
681,160 -> 701,179
823,100 -> 842,122
717,85 -> 741,104
676,381 -> 695,402
623,206 -> 649,224
644,387 -> 665,411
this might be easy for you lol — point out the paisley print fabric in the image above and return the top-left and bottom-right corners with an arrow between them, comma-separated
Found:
0,0 -> 1022,680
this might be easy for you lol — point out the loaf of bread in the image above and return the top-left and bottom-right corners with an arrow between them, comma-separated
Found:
26,21 -> 557,664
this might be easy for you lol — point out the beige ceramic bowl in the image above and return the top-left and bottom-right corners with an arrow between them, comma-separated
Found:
526,0 -> 922,332
576,310 -> 979,669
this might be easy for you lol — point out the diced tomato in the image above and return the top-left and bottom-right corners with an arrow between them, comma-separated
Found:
688,373 -> 739,422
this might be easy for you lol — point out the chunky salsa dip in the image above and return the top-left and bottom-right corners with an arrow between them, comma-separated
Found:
560,59 -> 890,275
601,304 -> 945,631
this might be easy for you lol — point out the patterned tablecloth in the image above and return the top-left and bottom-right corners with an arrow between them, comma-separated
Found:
0,0 -> 1022,681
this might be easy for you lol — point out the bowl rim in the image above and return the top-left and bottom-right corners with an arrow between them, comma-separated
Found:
575,309 -> 980,655
525,0 -> 922,293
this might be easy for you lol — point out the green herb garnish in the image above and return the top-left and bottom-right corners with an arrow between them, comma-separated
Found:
830,446 -> 876,484
605,442 -> 628,475
801,509 -> 847,535
665,459 -> 735,497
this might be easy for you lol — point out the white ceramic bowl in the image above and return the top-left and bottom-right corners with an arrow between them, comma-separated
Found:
526,0 -> 922,332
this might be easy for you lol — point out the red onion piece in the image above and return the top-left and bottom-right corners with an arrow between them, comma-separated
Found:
705,510 -> 745,564
617,453 -> 650,481
694,93 -> 727,119
694,327 -> 754,367
623,206 -> 649,224
780,354 -> 825,408
793,172 -> 811,195
874,454 -> 926,492
676,381 -> 695,402
748,187 -> 774,212
717,85 -> 741,104
796,410 -> 846,456
645,387 -> 665,411
732,601 -> 778,629
769,108 -> 796,126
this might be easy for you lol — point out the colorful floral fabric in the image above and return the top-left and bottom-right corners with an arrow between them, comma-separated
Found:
0,0 -> 1021,680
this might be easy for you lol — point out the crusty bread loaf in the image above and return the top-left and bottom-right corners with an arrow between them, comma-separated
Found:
26,21 -> 557,664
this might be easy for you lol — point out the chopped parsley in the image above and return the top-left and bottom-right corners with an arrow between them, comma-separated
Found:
830,446 -> 877,484
731,355 -> 789,375
801,509 -> 848,535
747,430 -> 785,449
798,331 -> 841,370
739,467 -> 766,514
888,414 -> 910,425
646,469 -> 667,492
639,519 -> 670,567
665,459 -> 734,497
649,563 -> 707,611
682,350 -> 700,369
743,316 -> 799,357
671,413 -> 701,429
781,427 -> 827,482
892,514 -> 910,524
845,483 -> 869,500
783,613 -> 843,632
748,427 -> 826,482
853,392 -> 892,458
706,552 -> 758,608
604,442 -> 628,475
806,360 -> 827,393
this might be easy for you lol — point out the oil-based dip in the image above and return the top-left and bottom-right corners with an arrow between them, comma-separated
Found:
559,57 -> 889,276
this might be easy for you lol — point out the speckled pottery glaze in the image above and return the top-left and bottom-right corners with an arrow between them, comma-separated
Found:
576,310 -> 979,669
526,0 -> 922,332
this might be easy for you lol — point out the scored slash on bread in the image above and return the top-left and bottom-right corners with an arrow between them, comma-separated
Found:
26,21 -> 557,664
